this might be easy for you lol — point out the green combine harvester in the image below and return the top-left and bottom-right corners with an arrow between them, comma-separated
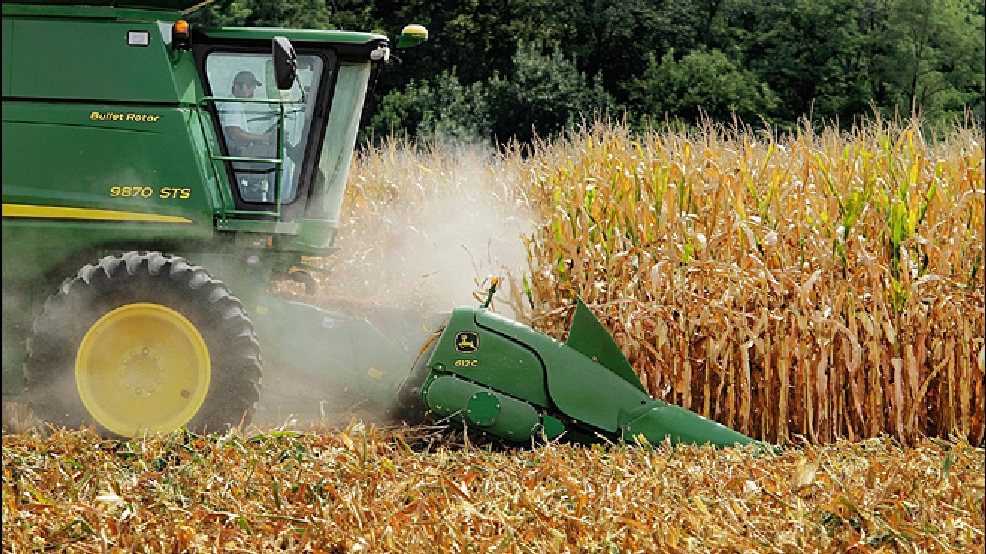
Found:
1,0 -> 756,448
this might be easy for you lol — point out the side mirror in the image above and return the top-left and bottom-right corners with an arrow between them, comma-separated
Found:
272,36 -> 297,90
395,24 -> 428,49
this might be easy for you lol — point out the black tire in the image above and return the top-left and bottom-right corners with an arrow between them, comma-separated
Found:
25,252 -> 262,437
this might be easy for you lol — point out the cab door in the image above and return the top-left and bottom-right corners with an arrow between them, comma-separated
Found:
195,45 -> 334,219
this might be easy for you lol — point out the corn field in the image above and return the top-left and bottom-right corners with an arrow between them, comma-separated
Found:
332,115 -> 985,446
4,118 -> 984,552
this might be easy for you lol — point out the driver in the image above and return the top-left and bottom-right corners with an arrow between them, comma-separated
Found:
221,71 -> 272,143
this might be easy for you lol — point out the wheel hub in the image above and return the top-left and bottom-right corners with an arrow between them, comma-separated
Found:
76,303 -> 211,436
120,347 -> 165,395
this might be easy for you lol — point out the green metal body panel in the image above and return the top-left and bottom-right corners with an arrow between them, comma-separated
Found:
419,299 -> 758,448
426,308 -> 550,408
423,376 -> 542,442
475,308 -> 650,433
566,300 -> 648,394
426,304 -> 650,433
2,103 -> 216,237
623,401 -> 754,447
5,0 -> 197,10
3,17 -> 189,101
199,27 -> 386,44
1,3 -> 183,21
1,1 -> 385,400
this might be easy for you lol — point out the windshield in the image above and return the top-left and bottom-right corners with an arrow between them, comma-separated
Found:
205,52 -> 323,204
318,63 -> 371,223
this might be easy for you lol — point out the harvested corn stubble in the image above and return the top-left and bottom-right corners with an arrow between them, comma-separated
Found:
2,426 -> 984,552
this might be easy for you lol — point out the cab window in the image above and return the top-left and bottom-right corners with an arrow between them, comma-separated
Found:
205,52 -> 323,204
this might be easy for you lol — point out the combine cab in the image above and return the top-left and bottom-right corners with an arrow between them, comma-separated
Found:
2,1 -> 756,448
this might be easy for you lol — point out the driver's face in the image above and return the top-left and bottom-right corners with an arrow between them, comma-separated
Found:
234,82 -> 256,99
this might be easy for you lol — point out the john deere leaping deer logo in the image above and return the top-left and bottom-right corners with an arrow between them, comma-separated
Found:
454,332 -> 479,353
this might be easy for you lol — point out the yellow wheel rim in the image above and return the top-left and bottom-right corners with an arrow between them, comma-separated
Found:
76,303 -> 211,436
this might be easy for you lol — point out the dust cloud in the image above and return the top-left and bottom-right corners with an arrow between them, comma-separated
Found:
324,142 -> 535,320
252,142 -> 540,431
2,144 -> 542,436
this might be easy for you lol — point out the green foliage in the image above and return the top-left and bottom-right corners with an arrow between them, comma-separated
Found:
627,48 -> 779,127
569,0 -> 702,108
717,0 -> 875,124
366,43 -> 615,145
485,43 -> 616,144
870,0 -> 986,127
368,70 -> 492,145
188,0 -> 338,30
188,0 -> 985,144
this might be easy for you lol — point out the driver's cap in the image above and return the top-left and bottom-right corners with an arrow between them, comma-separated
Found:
234,71 -> 262,86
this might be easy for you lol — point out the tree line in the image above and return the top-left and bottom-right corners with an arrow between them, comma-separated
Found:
190,0 -> 986,145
